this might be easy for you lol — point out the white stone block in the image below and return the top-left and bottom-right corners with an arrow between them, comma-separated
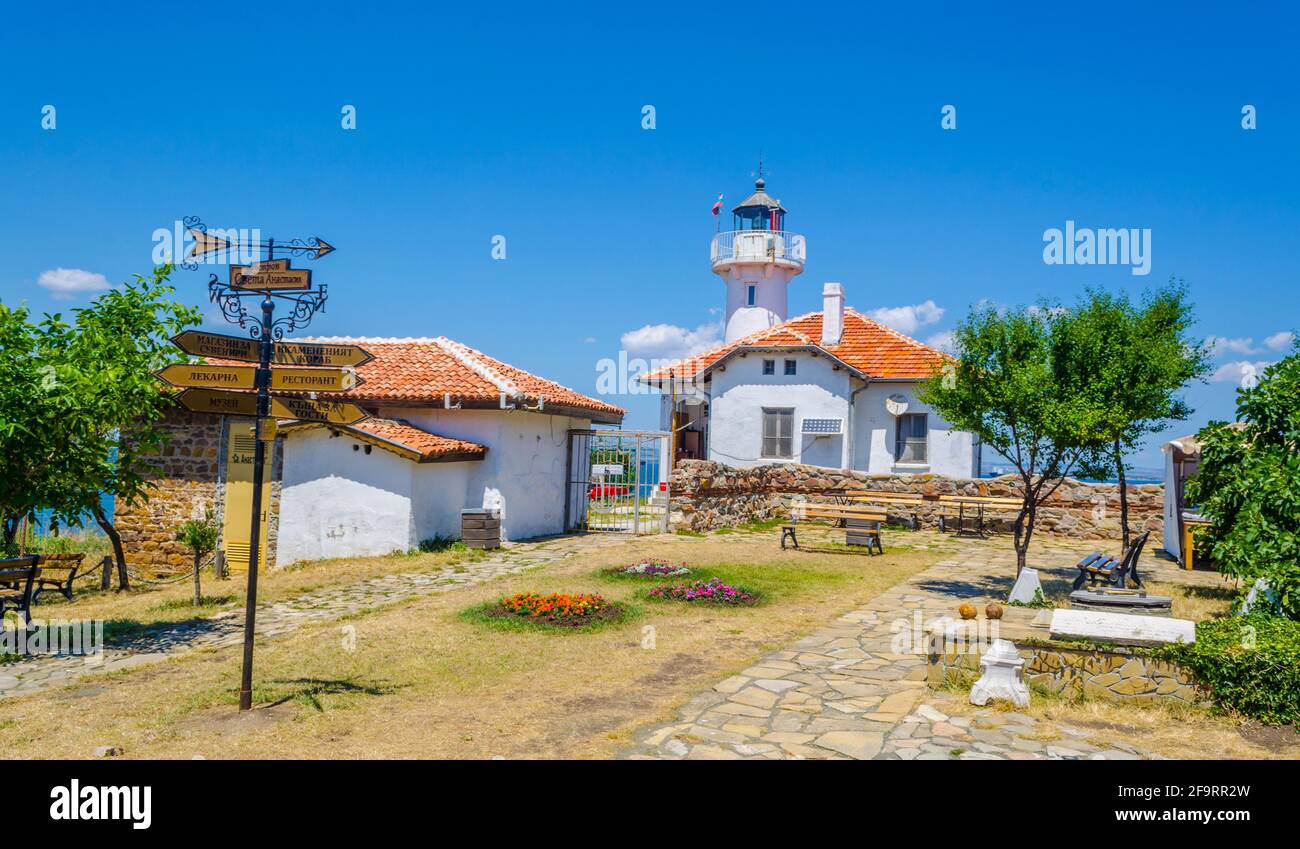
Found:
1048,609 -> 1195,647
1008,568 -> 1042,604
970,639 -> 1029,708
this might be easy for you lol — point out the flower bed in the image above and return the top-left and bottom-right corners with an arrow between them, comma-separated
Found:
611,559 -> 691,578
475,592 -> 627,630
648,578 -> 760,606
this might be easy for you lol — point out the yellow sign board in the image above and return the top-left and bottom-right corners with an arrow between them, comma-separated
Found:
157,364 -> 255,390
174,388 -> 257,416
269,396 -> 369,425
268,367 -> 359,393
273,341 -> 373,368
230,259 -> 312,291
171,330 -> 260,363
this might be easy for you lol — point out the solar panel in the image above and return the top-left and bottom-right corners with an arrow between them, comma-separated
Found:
801,417 -> 843,434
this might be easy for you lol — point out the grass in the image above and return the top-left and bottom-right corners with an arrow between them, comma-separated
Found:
0,533 -> 937,759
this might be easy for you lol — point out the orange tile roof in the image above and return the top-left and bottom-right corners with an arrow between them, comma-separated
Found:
641,309 -> 952,383
279,416 -> 487,463
209,336 -> 623,422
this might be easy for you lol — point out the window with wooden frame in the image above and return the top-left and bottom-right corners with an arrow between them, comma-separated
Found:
894,413 -> 928,464
762,408 -> 795,458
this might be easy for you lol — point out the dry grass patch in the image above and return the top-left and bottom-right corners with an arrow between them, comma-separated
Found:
0,533 -> 937,759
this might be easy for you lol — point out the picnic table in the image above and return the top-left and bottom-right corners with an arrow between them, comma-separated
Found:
936,495 -> 1023,538
781,503 -> 887,555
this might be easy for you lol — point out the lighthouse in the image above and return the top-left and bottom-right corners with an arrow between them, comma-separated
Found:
710,176 -> 806,342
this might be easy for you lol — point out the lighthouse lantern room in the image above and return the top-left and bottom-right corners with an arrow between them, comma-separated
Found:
710,176 -> 806,342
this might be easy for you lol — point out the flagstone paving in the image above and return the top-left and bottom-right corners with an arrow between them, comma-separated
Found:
622,534 -> 1225,760
0,534 -> 629,700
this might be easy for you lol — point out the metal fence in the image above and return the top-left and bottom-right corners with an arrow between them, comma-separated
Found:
565,429 -> 671,533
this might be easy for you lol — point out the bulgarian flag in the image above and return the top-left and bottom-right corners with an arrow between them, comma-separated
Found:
711,193 -> 724,216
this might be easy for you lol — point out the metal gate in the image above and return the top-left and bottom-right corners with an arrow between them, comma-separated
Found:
565,430 -> 671,533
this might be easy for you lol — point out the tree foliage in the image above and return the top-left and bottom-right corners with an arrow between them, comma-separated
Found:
1188,346 -> 1300,619
919,302 -> 1111,571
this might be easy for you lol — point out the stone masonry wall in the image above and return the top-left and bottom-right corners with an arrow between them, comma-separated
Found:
668,460 -> 1164,541
114,410 -> 222,573
927,642 -> 1204,705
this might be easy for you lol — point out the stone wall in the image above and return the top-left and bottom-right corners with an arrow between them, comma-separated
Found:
927,641 -> 1203,705
114,410 -> 223,573
668,460 -> 1163,541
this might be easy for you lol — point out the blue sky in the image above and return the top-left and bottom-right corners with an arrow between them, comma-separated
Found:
1,2 -> 1296,470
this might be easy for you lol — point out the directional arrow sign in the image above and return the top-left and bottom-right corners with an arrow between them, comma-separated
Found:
175,388 -> 257,416
230,259 -> 312,291
171,330 -> 261,363
273,340 -> 373,368
269,396 -> 369,425
268,367 -> 359,393
157,363 -> 256,390
186,228 -> 232,260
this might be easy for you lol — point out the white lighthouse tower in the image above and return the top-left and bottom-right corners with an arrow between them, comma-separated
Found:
710,175 -> 806,342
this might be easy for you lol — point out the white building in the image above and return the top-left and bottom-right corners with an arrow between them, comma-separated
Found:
642,178 -> 979,478
262,337 -> 623,565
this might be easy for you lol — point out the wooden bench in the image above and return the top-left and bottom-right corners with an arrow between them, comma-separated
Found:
781,504 -> 887,555
841,492 -> 926,529
0,556 -> 41,628
32,553 -> 86,602
936,495 -> 1024,537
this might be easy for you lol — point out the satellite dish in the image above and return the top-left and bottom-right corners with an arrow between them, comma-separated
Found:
885,394 -> 909,416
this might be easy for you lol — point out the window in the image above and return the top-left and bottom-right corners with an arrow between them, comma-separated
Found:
895,413 -> 928,464
784,359 -> 797,375
746,284 -> 756,306
762,359 -> 775,375
762,408 -> 794,458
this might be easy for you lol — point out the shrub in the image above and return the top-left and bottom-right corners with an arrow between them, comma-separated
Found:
1187,348 -> 1300,619
648,578 -> 759,605
418,535 -> 460,553
1156,614 -> 1300,725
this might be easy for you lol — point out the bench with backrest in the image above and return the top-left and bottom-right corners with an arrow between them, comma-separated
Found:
31,553 -> 86,602
936,495 -> 1024,537
0,556 -> 41,628
1073,531 -> 1150,590
781,504 -> 887,554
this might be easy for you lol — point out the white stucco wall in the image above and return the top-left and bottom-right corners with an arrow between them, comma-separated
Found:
707,352 -> 851,468
276,428 -> 418,565
721,263 -> 798,342
852,383 -> 975,477
386,407 -> 590,541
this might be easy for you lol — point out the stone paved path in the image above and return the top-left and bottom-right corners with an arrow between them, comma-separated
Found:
0,534 -> 628,700
622,535 -> 1222,760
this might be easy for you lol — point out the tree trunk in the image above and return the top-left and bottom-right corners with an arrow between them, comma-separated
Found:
193,550 -> 202,605
1113,438 -> 1131,550
92,506 -> 129,591
1012,495 -> 1033,574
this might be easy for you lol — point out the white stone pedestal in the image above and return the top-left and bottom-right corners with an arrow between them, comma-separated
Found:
970,639 -> 1029,708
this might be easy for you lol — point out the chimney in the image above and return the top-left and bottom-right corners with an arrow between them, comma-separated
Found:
821,282 -> 844,346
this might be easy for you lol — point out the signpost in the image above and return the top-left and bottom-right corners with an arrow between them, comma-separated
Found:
173,220 -> 363,712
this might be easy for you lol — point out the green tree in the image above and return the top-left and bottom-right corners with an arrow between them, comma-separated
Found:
177,509 -> 219,605
1056,282 -> 1210,546
1187,346 -> 1300,619
919,302 -> 1110,572
0,266 -> 200,586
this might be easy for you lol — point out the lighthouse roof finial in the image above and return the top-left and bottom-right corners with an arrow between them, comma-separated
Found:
733,159 -> 785,214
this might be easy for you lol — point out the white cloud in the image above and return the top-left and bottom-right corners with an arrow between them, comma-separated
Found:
1262,331 -> 1295,351
1209,360 -> 1274,383
1205,335 -> 1258,357
925,330 -> 956,354
868,300 -> 944,335
621,322 -> 722,360
581,336 -> 597,344
37,267 -> 110,299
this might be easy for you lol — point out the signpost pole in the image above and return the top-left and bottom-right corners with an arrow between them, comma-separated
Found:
238,279 -> 275,713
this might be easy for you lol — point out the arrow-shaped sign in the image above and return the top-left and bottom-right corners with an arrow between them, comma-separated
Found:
157,364 -> 256,390
309,238 -> 335,259
172,331 -> 261,363
175,390 -> 369,425
269,367 -> 359,393
269,395 -> 368,425
174,388 -> 257,416
185,228 -> 233,260
272,340 -> 373,368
